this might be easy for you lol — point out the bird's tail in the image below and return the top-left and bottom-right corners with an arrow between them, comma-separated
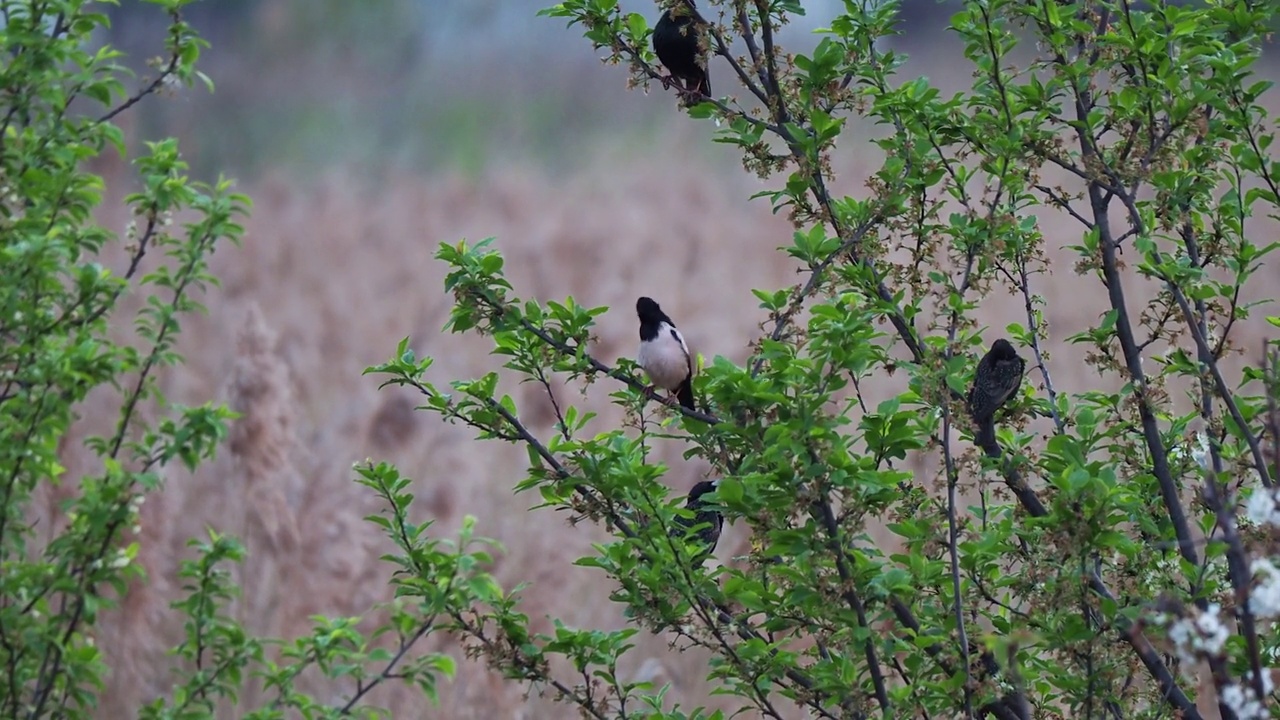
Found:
684,73 -> 720,126
678,71 -> 711,108
676,378 -> 696,411
975,418 -> 1000,458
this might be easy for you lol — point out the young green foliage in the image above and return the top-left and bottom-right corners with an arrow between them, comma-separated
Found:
0,3 -> 474,719
0,3 -> 248,716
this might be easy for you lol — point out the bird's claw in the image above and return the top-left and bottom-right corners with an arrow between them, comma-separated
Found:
658,73 -> 704,103
640,385 -> 681,409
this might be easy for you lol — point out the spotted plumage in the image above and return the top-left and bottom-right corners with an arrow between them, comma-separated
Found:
967,338 -> 1026,455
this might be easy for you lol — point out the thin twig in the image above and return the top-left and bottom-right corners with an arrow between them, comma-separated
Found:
97,13 -> 183,125
941,410 -> 973,717
532,364 -> 570,442
1014,248 -> 1064,434
749,214 -> 887,377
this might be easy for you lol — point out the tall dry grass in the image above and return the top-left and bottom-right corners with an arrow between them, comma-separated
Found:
67,56 -> 1280,718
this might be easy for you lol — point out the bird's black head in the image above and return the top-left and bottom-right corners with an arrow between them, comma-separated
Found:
687,479 -> 718,506
990,338 -> 1018,360
636,296 -> 665,323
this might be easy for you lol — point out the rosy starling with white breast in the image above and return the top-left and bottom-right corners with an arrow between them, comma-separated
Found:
636,296 -> 695,411
968,338 -> 1025,455
653,0 -> 711,99
672,480 -> 722,559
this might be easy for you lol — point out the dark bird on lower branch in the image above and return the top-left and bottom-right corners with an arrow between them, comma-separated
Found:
636,296 -> 695,411
653,0 -> 711,100
672,480 -> 722,560
967,338 -> 1025,456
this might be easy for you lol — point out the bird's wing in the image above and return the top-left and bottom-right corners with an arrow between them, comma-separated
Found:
997,360 -> 1025,404
994,384 -> 1017,406
667,325 -> 692,374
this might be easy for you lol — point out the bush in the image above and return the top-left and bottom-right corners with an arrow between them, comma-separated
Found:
0,0 -> 246,715
371,0 -> 1280,717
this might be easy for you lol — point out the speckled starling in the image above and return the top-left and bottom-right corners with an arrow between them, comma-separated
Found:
672,480 -> 722,559
967,338 -> 1025,455
653,0 -> 711,99
636,296 -> 695,411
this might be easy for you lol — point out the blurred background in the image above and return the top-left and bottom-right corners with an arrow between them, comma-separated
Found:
104,0 -> 958,178
71,1 -> 1277,717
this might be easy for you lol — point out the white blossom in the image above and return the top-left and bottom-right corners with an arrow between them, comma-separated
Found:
1250,558 -> 1280,619
1221,672 -> 1273,720
1190,432 -> 1210,470
1195,604 -> 1229,654
1246,487 -> 1280,527
1259,669 -> 1275,695
1166,603 -> 1229,667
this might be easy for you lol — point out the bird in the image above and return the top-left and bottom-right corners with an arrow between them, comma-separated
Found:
652,0 -> 711,100
671,480 -> 723,560
967,338 -> 1026,456
636,296 -> 695,411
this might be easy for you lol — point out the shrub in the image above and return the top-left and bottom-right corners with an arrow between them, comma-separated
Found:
371,0 -> 1280,717
0,0 -> 248,715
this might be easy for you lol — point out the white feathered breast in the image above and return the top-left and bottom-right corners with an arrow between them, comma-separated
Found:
637,322 -> 690,391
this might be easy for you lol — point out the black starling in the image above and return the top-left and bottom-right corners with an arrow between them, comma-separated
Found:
967,338 -> 1025,456
653,0 -> 711,99
636,296 -> 695,411
671,480 -> 723,559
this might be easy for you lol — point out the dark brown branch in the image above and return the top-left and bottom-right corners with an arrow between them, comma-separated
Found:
338,619 -> 437,714
688,2 -> 770,106
1070,80 -> 1199,573
1101,178 -> 1272,489
811,487 -> 892,714
732,5 -> 766,87
1202,478 -> 1268,704
482,394 -> 639,538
